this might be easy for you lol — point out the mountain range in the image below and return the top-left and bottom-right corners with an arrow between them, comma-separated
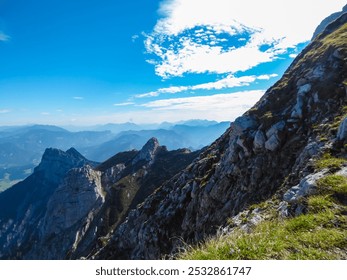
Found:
0,10 -> 346,259
0,121 -> 229,192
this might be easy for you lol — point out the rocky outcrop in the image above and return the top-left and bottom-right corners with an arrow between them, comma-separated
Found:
94,15 -> 347,260
24,165 -> 105,259
0,148 -> 93,259
283,170 -> 327,202
42,166 -> 104,237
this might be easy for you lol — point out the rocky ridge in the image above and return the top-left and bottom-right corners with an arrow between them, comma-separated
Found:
94,14 -> 347,259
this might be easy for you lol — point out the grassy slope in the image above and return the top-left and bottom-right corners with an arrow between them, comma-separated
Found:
180,170 -> 346,260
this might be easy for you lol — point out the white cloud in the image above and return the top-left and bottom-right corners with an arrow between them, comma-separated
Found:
131,34 -> 139,42
40,112 -> 50,115
73,96 -> 84,100
191,75 -> 255,90
136,85 -> 189,98
257,74 -> 278,80
138,90 -> 265,121
136,74 -> 277,97
0,32 -> 10,42
136,91 -> 161,98
113,102 -> 135,106
147,37 -> 276,78
289,53 -> 298,58
0,109 -> 11,114
142,90 -> 264,110
146,0 -> 346,78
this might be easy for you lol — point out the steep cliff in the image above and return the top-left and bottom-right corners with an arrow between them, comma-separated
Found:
95,14 -> 347,260
0,148 -> 94,259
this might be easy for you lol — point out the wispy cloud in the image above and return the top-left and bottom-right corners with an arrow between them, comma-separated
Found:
113,102 -> 135,106
0,32 -> 10,42
136,85 -> 189,98
141,90 -> 264,111
136,90 -> 265,122
73,96 -> 84,100
131,34 -> 139,42
136,74 -> 277,98
40,112 -> 50,115
145,0 -> 346,78
0,109 -> 11,114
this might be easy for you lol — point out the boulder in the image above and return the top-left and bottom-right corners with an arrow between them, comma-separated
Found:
283,170 -> 327,202
265,134 -> 280,151
253,130 -> 266,150
291,84 -> 311,118
266,121 -> 286,139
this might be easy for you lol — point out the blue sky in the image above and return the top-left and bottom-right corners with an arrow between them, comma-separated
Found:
0,0 -> 345,126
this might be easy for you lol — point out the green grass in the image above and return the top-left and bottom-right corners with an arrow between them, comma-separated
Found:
307,195 -> 333,213
179,171 -> 347,260
317,175 -> 347,196
314,153 -> 346,171
179,206 -> 346,260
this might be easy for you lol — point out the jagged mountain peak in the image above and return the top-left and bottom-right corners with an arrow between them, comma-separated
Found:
38,147 -> 85,163
132,137 -> 161,165
141,137 -> 160,152
0,146 -> 96,259
34,147 -> 91,183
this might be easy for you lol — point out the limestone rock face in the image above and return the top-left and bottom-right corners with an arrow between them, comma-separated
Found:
264,121 -> 286,151
291,84 -> 312,119
42,165 -> 104,236
253,130 -> 266,151
0,148 -> 92,259
283,170 -> 327,202
23,165 -> 105,259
